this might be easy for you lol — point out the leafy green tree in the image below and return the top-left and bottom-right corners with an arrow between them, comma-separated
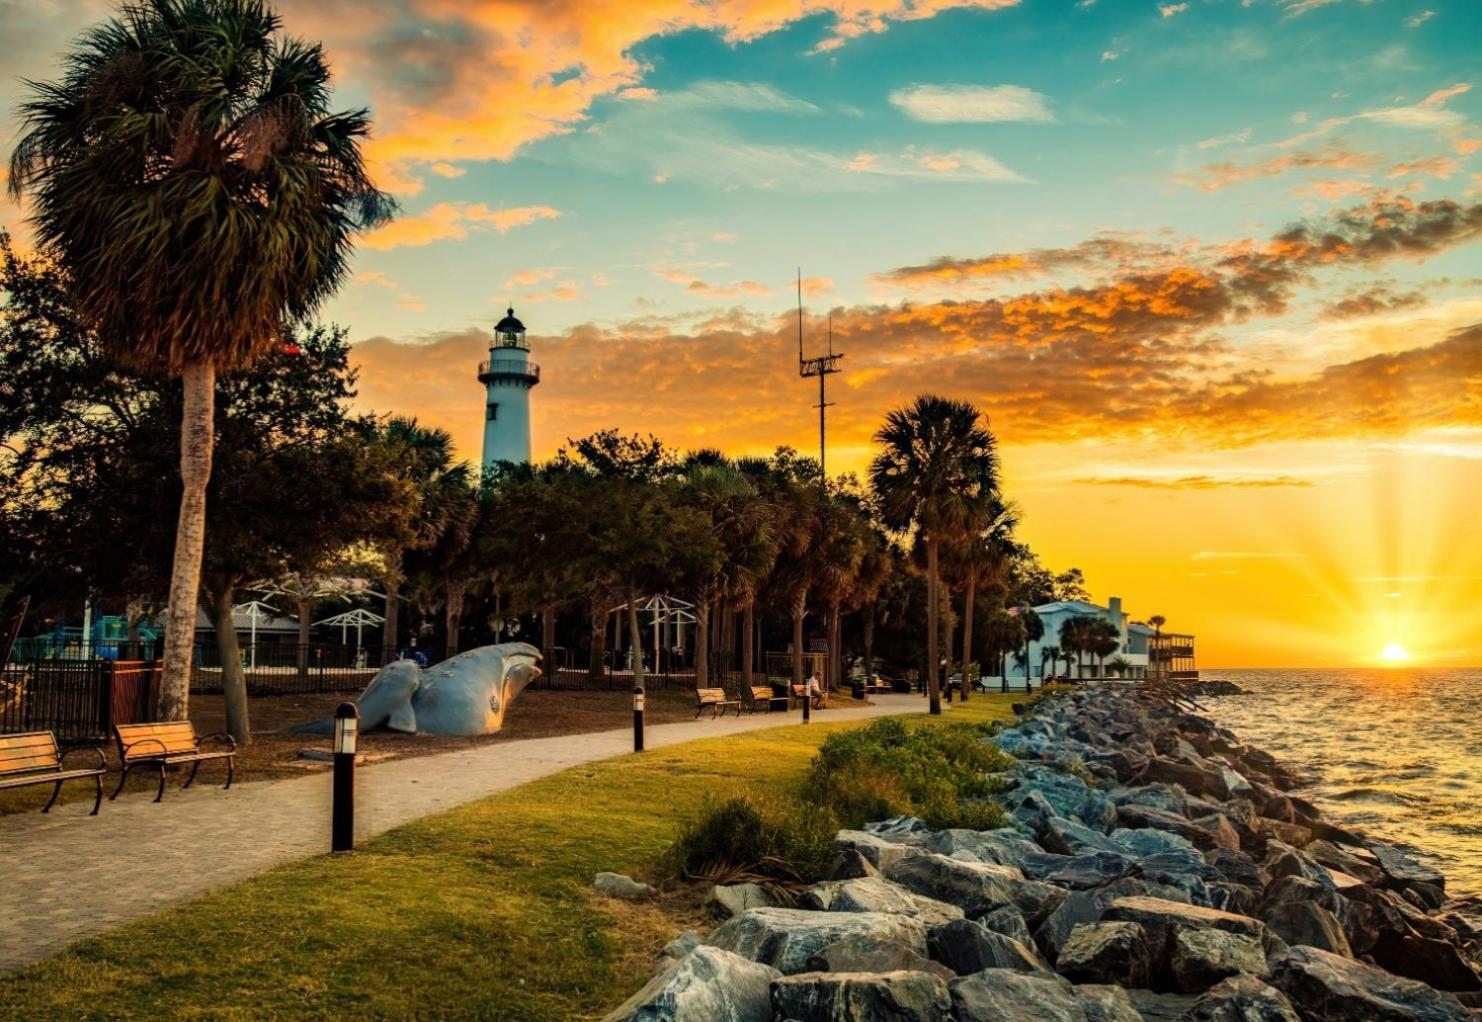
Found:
870,396 -> 1001,715
8,0 -> 394,718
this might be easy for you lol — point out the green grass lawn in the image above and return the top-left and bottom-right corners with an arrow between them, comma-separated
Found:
0,695 -> 1017,1022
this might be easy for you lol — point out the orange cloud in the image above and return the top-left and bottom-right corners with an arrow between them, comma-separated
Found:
283,0 -> 1025,194
1388,156 -> 1461,180
1173,144 -> 1378,192
349,199 -> 1482,462
360,202 -> 561,250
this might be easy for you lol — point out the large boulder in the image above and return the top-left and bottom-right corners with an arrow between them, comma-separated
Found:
835,830 -> 919,871
885,853 -> 1065,925
710,883 -> 774,918
924,828 -> 1050,873
1179,975 -> 1302,1022
1268,945 -> 1473,1021
805,935 -> 953,979
1043,817 -> 1131,857
600,945 -> 777,1022
1035,879 -> 1189,963
1043,852 -> 1138,891
1055,922 -> 1152,988
978,904 -> 1034,945
949,969 -> 1090,1022
770,970 -> 952,1022
1102,896 -> 1283,961
595,872 -> 655,900
926,917 -> 1047,975
1261,899 -> 1353,956
1074,984 -> 1144,1022
705,908 -> 927,975
1114,827 -> 1197,858
1116,805 -> 1225,851
1369,930 -> 1482,992
1169,928 -> 1268,993
1369,841 -> 1446,895
800,876 -> 963,927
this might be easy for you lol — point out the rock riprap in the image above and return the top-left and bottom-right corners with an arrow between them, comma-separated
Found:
606,686 -> 1482,1020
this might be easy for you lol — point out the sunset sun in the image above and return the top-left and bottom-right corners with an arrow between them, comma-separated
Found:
1378,642 -> 1412,664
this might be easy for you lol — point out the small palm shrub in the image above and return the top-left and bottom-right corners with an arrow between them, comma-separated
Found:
808,718 -> 1013,831
665,792 -> 839,885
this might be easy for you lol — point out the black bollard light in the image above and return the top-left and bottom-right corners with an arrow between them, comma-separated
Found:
802,680 -> 811,724
331,702 -> 358,853
633,685 -> 645,752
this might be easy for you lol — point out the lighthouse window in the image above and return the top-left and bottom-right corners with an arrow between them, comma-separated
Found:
487,402 -> 499,421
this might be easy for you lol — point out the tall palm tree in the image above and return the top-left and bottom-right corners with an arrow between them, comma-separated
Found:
8,0 -> 394,718
1018,606 -> 1044,686
870,396 -> 1000,714
373,419 -> 469,662
1148,614 -> 1167,682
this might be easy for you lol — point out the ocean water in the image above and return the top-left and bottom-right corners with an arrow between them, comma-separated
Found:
1200,668 -> 1482,896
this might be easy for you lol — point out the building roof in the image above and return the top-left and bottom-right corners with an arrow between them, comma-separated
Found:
1030,600 -> 1110,616
1128,622 -> 1156,635
494,307 -> 526,334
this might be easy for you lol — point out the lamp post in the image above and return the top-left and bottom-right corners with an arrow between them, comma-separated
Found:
332,702 -> 358,852
632,685 -> 645,752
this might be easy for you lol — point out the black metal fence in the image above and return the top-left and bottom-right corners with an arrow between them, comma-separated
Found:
0,659 -> 158,743
534,647 -> 700,691
188,643 -> 391,696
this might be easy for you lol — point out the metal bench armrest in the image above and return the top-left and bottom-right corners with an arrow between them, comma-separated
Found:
59,746 -> 107,771
197,733 -> 237,753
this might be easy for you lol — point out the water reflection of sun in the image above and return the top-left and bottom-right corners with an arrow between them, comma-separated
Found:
1379,642 -> 1411,664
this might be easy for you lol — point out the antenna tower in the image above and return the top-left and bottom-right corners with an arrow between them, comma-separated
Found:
797,269 -> 843,483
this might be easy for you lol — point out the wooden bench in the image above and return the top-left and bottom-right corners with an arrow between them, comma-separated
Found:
741,685 -> 784,713
790,684 -> 825,710
694,687 -> 740,718
113,722 -> 236,803
0,732 -> 107,815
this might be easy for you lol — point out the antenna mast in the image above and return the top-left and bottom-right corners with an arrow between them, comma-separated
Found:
796,269 -> 844,483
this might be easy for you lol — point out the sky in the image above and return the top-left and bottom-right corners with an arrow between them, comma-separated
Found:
3,0 -> 1482,668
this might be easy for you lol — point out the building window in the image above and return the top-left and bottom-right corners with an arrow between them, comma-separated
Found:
487,403 -> 499,421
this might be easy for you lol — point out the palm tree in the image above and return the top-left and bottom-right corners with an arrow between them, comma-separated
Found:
373,419 -> 469,663
870,396 -> 1000,714
1018,606 -> 1044,686
1148,613 -> 1167,682
1060,615 -> 1095,679
8,0 -> 393,718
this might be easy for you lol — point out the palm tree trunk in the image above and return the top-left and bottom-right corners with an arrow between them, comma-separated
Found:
627,588 -> 645,692
445,578 -> 465,656
208,575 -> 250,744
791,590 -> 806,688
960,575 -> 976,701
296,593 -> 312,682
925,536 -> 941,715
742,600 -> 755,687
158,359 -> 215,721
862,603 -> 875,691
695,594 -> 711,688
542,603 -> 556,657
589,600 -> 608,682
125,596 -> 144,661
382,575 -> 401,664
828,600 -> 843,695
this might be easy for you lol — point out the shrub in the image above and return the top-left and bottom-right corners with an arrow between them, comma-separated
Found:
807,718 -> 1013,831
664,791 -> 839,885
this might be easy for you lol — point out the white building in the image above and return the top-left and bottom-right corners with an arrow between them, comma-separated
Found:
1009,596 -> 1155,683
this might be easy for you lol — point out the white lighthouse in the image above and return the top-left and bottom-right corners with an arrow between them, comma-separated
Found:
479,307 -> 540,470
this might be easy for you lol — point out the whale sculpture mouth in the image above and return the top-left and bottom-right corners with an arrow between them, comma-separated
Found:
294,643 -> 542,738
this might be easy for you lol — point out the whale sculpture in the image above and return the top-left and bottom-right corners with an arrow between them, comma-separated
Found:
296,642 -> 542,737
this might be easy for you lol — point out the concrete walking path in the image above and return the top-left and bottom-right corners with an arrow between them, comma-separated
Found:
0,694 -> 928,974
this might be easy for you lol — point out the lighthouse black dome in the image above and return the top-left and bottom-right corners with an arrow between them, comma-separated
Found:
495,307 -> 525,333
